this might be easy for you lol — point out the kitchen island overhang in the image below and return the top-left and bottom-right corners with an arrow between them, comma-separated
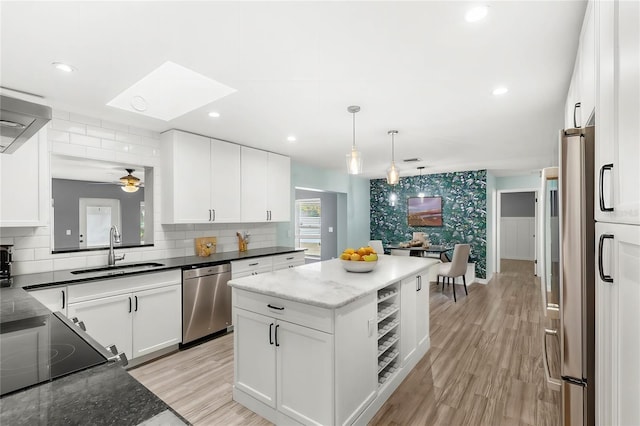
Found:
228,255 -> 440,425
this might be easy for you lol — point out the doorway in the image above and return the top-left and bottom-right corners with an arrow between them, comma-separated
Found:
295,189 -> 338,262
79,198 -> 121,248
496,190 -> 538,275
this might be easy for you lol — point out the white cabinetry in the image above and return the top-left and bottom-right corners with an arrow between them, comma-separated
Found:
28,286 -> 67,316
595,0 -> 640,225
271,252 -> 305,271
231,256 -> 273,279
0,127 -> 48,226
66,270 -> 181,360
400,270 -> 429,367
595,222 -> 640,426
161,130 -> 241,224
241,147 -> 290,222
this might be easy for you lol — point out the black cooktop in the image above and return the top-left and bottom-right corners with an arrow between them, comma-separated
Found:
0,313 -> 108,397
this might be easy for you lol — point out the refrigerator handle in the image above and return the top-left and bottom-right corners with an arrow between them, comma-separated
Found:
543,328 -> 562,390
598,234 -> 614,283
598,164 -> 614,212
573,102 -> 581,128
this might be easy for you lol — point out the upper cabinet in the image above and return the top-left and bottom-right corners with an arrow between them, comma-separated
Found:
161,130 -> 241,224
595,0 -> 640,225
162,130 -> 290,224
0,127 -> 48,227
241,147 -> 290,222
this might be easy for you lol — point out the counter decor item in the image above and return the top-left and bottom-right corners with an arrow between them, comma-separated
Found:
339,246 -> 378,272
237,232 -> 249,252
194,236 -> 217,257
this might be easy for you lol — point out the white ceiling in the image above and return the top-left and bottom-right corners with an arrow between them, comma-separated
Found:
0,1 -> 586,179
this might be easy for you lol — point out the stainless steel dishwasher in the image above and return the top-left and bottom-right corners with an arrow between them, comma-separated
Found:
182,263 -> 232,344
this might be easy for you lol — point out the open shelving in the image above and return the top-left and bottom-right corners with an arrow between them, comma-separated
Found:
377,282 -> 400,388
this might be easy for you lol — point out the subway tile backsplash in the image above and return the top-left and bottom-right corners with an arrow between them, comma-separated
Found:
2,109 -> 278,276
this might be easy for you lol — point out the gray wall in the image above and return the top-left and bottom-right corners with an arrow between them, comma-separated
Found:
52,179 -> 145,250
501,192 -> 535,217
296,189 -> 338,260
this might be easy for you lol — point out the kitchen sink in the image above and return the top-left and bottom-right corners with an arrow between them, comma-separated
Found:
71,262 -> 165,275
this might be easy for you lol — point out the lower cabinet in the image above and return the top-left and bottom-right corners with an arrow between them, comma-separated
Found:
596,222 -> 640,425
66,271 -> 182,361
400,270 -> 429,365
28,286 -> 68,317
234,308 -> 333,425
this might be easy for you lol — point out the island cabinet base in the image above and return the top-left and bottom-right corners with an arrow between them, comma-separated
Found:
232,263 -> 433,425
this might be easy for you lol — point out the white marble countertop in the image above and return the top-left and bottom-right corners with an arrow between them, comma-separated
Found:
228,255 -> 441,309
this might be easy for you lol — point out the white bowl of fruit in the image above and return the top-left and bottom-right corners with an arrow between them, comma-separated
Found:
339,246 -> 378,272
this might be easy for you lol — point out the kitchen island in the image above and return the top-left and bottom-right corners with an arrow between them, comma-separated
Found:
228,255 -> 440,426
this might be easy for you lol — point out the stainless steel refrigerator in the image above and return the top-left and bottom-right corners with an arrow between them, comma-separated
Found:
541,126 -> 595,426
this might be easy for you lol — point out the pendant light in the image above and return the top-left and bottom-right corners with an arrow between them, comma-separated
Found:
346,105 -> 362,175
417,166 -> 425,198
386,130 -> 399,185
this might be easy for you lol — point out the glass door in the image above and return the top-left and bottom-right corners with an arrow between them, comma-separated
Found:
295,198 -> 321,260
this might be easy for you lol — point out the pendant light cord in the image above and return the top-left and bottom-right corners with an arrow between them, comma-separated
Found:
352,112 -> 356,149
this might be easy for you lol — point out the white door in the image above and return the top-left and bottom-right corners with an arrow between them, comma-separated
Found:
241,147 -> 268,222
210,138 -> 241,223
29,287 -> 67,316
595,222 -> 640,426
172,131 -> 211,223
132,284 -> 181,358
276,320 -> 333,426
400,276 -> 417,365
267,153 -> 291,222
596,0 -> 640,225
67,293 -> 133,359
415,273 -> 429,350
78,198 -> 121,249
234,308 -> 277,408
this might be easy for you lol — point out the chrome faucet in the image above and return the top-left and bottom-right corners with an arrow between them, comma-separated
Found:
108,225 -> 125,266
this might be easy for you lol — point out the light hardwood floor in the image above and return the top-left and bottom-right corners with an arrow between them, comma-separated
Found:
130,259 -> 560,425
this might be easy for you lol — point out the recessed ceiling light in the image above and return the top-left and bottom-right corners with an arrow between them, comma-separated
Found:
208,111 -> 220,118
492,86 -> 509,96
52,62 -> 76,72
287,135 -> 296,142
465,5 -> 489,22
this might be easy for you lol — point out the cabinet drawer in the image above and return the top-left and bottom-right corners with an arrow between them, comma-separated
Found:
232,257 -> 273,274
271,252 -> 305,271
67,269 -> 181,304
233,288 -> 333,334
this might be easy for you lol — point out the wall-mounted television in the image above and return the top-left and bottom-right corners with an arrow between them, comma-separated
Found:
407,196 -> 442,227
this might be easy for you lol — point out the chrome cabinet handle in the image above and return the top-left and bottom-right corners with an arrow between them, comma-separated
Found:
598,234 -> 614,283
599,164 -> 614,212
573,102 -> 581,128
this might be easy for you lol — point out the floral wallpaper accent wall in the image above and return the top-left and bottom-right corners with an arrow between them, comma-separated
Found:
370,169 -> 487,279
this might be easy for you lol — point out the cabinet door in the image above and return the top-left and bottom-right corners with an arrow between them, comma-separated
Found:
596,0 -> 640,225
595,222 -> 640,426
210,139 -> 241,222
579,1 -> 595,125
400,276 -> 417,365
132,284 -> 181,358
276,319 -> 333,426
234,308 -> 277,408
415,273 -> 429,350
241,147 -> 268,222
0,128 -> 47,226
168,131 -> 212,223
67,294 -> 133,359
28,287 -> 67,317
267,153 -> 291,222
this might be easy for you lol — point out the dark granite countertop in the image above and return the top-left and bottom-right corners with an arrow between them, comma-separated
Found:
10,246 -> 303,290
0,287 -> 51,325
0,362 -> 189,425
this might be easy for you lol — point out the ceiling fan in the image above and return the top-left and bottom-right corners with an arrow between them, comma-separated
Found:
119,169 -> 142,193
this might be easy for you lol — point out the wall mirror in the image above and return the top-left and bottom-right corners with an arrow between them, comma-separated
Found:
50,154 -> 154,253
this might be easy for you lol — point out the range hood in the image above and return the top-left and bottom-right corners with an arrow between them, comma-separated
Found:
0,95 -> 52,154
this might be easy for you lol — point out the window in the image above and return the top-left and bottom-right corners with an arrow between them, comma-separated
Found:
295,198 -> 321,259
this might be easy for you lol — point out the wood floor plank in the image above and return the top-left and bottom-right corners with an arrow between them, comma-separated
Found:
130,259 -> 560,425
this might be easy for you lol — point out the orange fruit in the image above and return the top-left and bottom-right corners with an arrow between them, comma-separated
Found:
340,253 -> 351,260
357,247 -> 368,256
344,248 -> 355,255
350,253 -> 361,261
